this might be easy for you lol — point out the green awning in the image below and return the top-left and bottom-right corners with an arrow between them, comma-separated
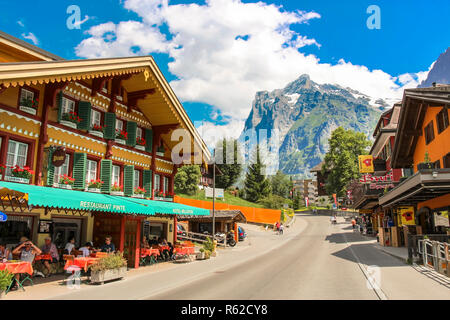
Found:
0,181 -> 209,216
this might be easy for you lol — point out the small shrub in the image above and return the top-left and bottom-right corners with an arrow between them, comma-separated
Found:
0,270 -> 14,292
90,252 -> 127,272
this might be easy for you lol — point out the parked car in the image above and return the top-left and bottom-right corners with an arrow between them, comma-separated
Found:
238,226 -> 247,241
177,224 -> 187,237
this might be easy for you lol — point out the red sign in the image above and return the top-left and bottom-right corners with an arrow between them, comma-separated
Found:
360,170 -> 393,184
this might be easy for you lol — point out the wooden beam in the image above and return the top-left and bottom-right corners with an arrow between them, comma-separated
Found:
0,84 -> 6,95
91,77 -> 112,97
127,89 -> 156,113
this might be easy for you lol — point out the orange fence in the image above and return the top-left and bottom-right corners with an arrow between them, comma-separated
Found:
174,196 -> 282,225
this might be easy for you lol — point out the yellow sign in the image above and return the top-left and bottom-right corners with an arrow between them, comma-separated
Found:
358,155 -> 374,173
398,207 -> 415,226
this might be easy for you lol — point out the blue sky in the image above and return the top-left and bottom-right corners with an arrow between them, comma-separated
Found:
1,0 -> 449,143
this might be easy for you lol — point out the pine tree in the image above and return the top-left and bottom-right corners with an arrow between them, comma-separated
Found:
244,145 -> 271,202
215,138 -> 242,189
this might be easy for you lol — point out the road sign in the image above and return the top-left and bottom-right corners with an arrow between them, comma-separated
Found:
205,187 -> 224,199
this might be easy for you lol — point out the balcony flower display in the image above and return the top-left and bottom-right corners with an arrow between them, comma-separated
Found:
91,124 -> 104,132
62,112 -> 82,125
111,183 -> 123,192
59,174 -> 75,185
115,129 -> 128,140
134,186 -> 146,195
11,165 -> 34,179
136,137 -> 146,146
20,97 -> 39,109
0,164 -> 5,175
165,192 -> 174,199
88,179 -> 104,189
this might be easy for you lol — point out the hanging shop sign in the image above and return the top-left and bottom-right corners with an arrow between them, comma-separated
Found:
434,209 -> 449,227
397,207 -> 415,226
369,183 -> 396,190
51,147 -> 67,168
358,155 -> 374,173
0,211 -> 7,222
38,219 -> 53,233
359,171 -> 393,183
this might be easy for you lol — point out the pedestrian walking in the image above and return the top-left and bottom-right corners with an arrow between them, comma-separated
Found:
279,224 -> 284,235
351,217 -> 356,230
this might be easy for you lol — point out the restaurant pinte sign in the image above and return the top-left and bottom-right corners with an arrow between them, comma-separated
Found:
51,147 -> 66,168
358,155 -> 374,173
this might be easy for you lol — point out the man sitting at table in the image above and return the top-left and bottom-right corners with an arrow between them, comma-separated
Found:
100,236 -> 116,253
141,236 -> 150,249
41,237 -> 59,277
11,239 -> 42,291
79,242 -> 93,257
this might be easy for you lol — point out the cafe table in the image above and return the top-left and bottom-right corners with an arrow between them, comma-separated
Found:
140,248 -> 160,265
173,246 -> 195,256
64,257 -> 100,272
0,261 -> 33,293
34,254 -> 52,261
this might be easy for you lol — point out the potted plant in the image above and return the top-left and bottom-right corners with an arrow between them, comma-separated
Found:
6,165 -> 34,183
60,111 -> 82,129
115,130 -> 127,145
89,124 -> 104,138
417,152 -> 433,170
87,179 -> 104,193
136,137 -> 146,151
19,97 -> 39,115
110,183 -> 124,196
133,186 -> 146,198
58,174 -> 75,189
90,252 -> 127,285
0,269 -> 14,297
197,248 -> 207,260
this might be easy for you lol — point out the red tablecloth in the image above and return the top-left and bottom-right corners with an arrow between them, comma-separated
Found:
174,247 -> 195,255
64,257 -> 99,272
140,248 -> 160,257
0,261 -> 33,275
35,254 -> 52,261
159,245 -> 170,252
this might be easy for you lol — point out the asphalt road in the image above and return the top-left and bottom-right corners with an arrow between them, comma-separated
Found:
146,215 -> 450,300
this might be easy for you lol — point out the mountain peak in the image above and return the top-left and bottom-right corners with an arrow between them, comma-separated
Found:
419,47 -> 450,88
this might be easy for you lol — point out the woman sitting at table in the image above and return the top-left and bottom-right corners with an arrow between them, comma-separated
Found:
141,236 -> 150,249
0,243 -> 11,262
11,239 -> 41,291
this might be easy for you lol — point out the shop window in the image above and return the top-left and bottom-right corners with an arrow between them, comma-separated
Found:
444,153 -> 450,169
54,154 -> 71,185
6,140 -> 28,175
0,215 -> 33,248
134,169 -> 141,188
61,96 -> 76,115
86,159 -> 98,183
436,108 -> 449,134
424,121 -> 435,145
154,174 -> 160,191
52,218 -> 82,249
112,165 -> 121,186
91,109 -> 102,128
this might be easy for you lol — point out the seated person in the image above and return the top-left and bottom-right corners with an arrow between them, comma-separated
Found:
41,237 -> 60,277
0,243 -> 11,262
141,236 -> 150,249
11,239 -> 42,290
64,237 -> 76,255
100,236 -> 116,253
78,242 -> 93,257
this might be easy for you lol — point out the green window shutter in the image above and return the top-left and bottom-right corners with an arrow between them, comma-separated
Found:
100,159 -> 112,193
46,148 -> 55,186
103,113 -> 116,140
73,153 -> 87,190
124,165 -> 135,196
126,121 -> 137,147
145,129 -> 153,152
57,92 -> 63,122
77,101 -> 92,130
143,170 -> 152,198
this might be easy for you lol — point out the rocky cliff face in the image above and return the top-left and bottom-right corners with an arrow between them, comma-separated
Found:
419,47 -> 450,88
240,75 -> 384,177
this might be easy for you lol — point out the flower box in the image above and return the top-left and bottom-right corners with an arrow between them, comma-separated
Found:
164,197 -> 174,202
90,266 -> 127,285
110,191 -> 124,196
132,194 -> 145,199
4,175 -> 30,184
19,106 -> 37,115
135,145 -> 145,151
115,139 -> 126,145
156,152 -> 165,157
89,130 -> 104,138
87,188 -> 101,193
153,197 -> 164,201
58,184 -> 72,190
60,120 -> 78,129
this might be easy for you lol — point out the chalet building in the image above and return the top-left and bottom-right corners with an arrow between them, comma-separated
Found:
379,85 -> 450,243
0,32 -> 210,268
310,161 -> 328,197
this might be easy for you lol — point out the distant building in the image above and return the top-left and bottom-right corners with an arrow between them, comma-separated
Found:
310,161 -> 328,196
293,179 -> 318,205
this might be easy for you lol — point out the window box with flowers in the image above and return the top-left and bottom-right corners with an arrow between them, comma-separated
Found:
154,190 -> 165,201
110,183 -> 124,196
115,130 -> 128,145
58,175 -> 75,189
132,187 -> 146,198
87,179 -> 104,193
136,137 -> 146,151
19,97 -> 39,115
60,112 -> 82,129
89,124 -> 105,138
5,165 -> 34,184
164,192 -> 175,202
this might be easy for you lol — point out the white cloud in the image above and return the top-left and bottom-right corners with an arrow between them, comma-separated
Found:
17,20 -> 25,28
195,119 -> 245,149
75,0 -> 430,142
22,32 -> 39,45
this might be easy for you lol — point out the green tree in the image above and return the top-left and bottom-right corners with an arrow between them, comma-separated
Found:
293,190 -> 304,210
174,165 -> 201,195
270,170 -> 292,198
244,145 -> 271,202
215,138 -> 242,189
258,194 -> 292,209
322,127 -> 371,198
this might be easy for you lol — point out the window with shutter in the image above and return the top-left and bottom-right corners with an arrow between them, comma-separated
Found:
53,154 -> 70,185
143,170 -> 152,197
124,165 -> 135,196
46,148 -> 55,186
100,160 -> 112,193
57,92 -> 64,122
424,121 -> 435,145
104,113 -> 116,139
73,153 -> 87,190
112,165 -> 121,186
77,101 -> 92,130
126,121 -> 137,147
145,129 -> 153,152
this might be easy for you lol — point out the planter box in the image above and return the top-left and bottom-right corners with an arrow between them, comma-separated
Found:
115,139 -> 126,145
110,191 -> 124,196
58,184 -> 73,190
154,197 -> 164,201
90,266 -> 127,285
4,176 -> 30,184
417,162 -> 433,170
135,145 -> 145,151
132,194 -> 145,199
156,152 -> 165,157
196,252 -> 206,260
89,130 -> 104,138
164,197 -> 174,202
87,188 -> 101,193
60,120 -> 78,129
19,106 -> 37,115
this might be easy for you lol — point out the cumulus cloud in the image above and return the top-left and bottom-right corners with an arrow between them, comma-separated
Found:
75,0 -> 429,142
